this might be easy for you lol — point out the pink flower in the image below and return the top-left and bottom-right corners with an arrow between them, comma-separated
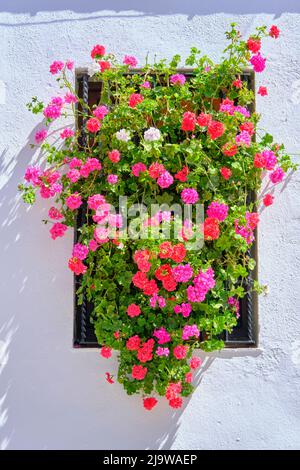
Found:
174,302 -> 192,318
80,158 -> 101,178
228,296 -> 240,318
48,207 -> 63,220
270,167 -> 285,183
43,104 -> 61,120
173,345 -> 188,360
94,227 -> 109,244
89,239 -> 98,251
107,174 -> 118,185
66,60 -> 74,70
182,324 -> 200,340
69,157 -> 82,169
153,327 -> 171,344
261,150 -> 277,170
72,243 -> 89,260
206,201 -> 228,221
170,74 -> 186,86
86,117 -> 100,133
181,188 -> 199,204
132,162 -> 147,176
88,194 -> 106,210
24,165 -> 41,185
35,129 -> 47,144
66,169 -> 81,183
50,222 -> 67,240
93,105 -> 109,120
100,346 -> 112,358
127,304 -> 141,318
49,60 -> 64,75
258,86 -> 268,96
51,96 -> 64,107
64,92 -> 78,104
190,356 -> 202,369
157,171 -> 173,189
172,264 -> 193,283
60,128 -> 74,139
132,365 -> 147,380
250,53 -> 266,73
123,55 -> 138,67
141,81 -> 151,89
236,130 -> 251,147
66,193 -> 82,210
108,150 -> 121,163
156,347 -> 170,357
187,268 -> 215,303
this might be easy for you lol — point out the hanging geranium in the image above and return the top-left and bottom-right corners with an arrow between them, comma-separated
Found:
19,23 -> 296,411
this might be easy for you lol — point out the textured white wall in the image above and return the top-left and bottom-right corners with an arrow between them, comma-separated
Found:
0,1 -> 300,450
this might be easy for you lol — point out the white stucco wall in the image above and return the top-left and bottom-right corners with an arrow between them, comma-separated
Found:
1,1 -> 300,450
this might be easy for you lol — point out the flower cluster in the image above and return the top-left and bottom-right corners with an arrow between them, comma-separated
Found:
20,22 -> 296,411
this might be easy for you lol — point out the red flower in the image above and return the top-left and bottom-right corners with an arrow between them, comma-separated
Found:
143,397 -> 158,410
105,372 -> 114,384
137,339 -> 154,363
101,346 -> 112,358
143,280 -> 159,296
128,93 -> 144,108
207,120 -> 225,140
185,372 -> 193,383
166,382 -> 182,400
68,257 -> 87,275
91,44 -> 106,59
220,167 -> 232,180
197,113 -> 212,127
162,275 -> 177,292
254,153 -> 266,168
132,364 -> 148,380
263,194 -> 274,206
173,345 -> 188,360
155,264 -> 172,280
247,38 -> 261,53
99,60 -> 111,72
240,121 -> 255,135
181,112 -> 196,132
269,25 -> 280,39
113,331 -> 120,339
175,166 -> 189,182
171,243 -> 186,263
86,117 -> 101,133
148,162 -> 165,179
247,212 -> 259,230
258,86 -> 268,96
169,397 -> 183,409
126,335 -> 141,351
127,304 -> 141,318
204,217 -> 220,240
222,142 -> 238,157
159,241 -> 173,259
190,356 -> 202,369
132,271 -> 148,289
232,79 -> 242,89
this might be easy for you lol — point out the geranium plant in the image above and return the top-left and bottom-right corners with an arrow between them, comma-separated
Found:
20,23 -> 296,411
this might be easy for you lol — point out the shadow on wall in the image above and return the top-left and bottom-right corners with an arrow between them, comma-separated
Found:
1,0 -> 300,18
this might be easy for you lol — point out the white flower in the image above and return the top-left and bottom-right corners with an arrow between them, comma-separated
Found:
144,127 -> 161,142
116,129 -> 130,142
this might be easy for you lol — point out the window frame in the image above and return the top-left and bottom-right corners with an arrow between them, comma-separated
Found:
73,68 -> 257,349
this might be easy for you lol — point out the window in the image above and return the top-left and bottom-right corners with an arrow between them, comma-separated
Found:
73,69 -> 257,348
